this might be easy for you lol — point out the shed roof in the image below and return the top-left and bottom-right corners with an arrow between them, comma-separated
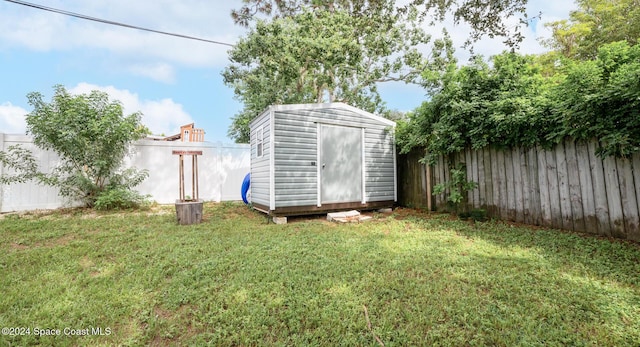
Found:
250,102 -> 396,128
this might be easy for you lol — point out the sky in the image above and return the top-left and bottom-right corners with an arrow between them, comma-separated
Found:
0,0 -> 577,143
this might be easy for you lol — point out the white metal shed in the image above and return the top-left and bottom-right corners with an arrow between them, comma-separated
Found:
249,102 -> 396,216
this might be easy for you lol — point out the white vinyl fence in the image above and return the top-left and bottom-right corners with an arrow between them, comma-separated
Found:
0,133 -> 250,213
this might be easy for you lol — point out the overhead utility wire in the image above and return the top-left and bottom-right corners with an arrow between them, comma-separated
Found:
4,0 -> 235,47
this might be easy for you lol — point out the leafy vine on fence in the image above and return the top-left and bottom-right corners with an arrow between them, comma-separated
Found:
432,162 -> 478,215
397,41 -> 640,163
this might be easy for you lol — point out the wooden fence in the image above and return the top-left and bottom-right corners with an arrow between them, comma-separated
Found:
398,139 -> 640,242
397,148 -> 429,209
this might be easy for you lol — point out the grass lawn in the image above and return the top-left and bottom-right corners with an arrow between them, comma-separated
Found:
1,202 -> 639,346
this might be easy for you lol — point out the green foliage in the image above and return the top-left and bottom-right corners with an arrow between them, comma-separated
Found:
226,0 -> 530,143
458,208 -> 488,222
223,5 -> 436,143
0,85 -> 150,208
232,0 -> 530,49
432,162 -> 478,214
469,208 -> 487,222
398,42 -> 640,160
94,188 -> 150,210
543,0 -> 640,59
552,42 -> 640,157
397,52 -> 557,162
93,168 -> 151,210
0,145 -> 52,185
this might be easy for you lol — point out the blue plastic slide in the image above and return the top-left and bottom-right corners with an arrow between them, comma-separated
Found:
241,173 -> 250,204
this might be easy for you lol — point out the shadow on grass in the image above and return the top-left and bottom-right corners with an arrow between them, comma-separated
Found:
398,209 -> 640,281
1,203 -> 639,346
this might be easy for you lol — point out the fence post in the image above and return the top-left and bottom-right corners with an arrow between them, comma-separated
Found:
0,133 -> 4,212
216,142 -> 222,202
426,151 -> 432,211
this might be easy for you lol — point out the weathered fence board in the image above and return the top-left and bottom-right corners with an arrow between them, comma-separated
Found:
537,146 -> 552,227
520,148 -> 530,224
526,147 -> 541,225
634,153 -> 640,224
402,138 -> 639,241
436,155 -> 445,208
477,148 -> 486,208
588,140 -> 611,235
482,148 -> 495,212
465,151 -> 480,206
603,155 -> 626,238
545,149 -> 563,228
396,148 -> 428,208
507,149 -> 516,220
490,147 -> 501,217
575,141 -> 598,234
464,150 -> 472,206
496,149 -> 508,220
618,157 -> 639,241
512,148 -> 524,223
565,140 -> 585,232
556,142 -> 574,230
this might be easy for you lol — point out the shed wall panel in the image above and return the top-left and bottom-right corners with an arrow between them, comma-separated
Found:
267,104 -> 396,209
250,110 -> 272,207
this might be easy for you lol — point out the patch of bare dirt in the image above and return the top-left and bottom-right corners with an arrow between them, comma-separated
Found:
149,305 -> 200,345
79,256 -> 94,270
8,233 -> 77,251
10,243 -> 29,250
0,204 -> 173,221
153,306 -> 173,320
391,207 -> 455,221
48,234 -> 76,247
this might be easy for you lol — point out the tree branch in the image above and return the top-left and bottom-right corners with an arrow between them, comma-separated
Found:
363,305 -> 385,347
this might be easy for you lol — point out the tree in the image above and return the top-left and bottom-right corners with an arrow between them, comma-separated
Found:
222,3 -> 454,142
543,0 -> 640,59
223,6 -> 438,142
232,0 -> 531,48
0,85 -> 150,208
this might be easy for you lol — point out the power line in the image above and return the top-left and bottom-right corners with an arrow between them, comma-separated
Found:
4,0 -> 235,47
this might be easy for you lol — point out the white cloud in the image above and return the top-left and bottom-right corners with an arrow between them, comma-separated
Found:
0,12 -> 69,51
0,0 -> 576,67
128,63 -> 176,83
0,1 -> 242,68
68,83 -> 193,136
0,102 -> 28,134
419,0 -> 577,62
0,84 -> 193,136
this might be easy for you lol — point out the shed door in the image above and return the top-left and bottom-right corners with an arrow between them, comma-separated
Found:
320,124 -> 362,204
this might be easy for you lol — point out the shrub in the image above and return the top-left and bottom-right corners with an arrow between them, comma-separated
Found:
94,188 -> 151,210
0,85 -> 150,208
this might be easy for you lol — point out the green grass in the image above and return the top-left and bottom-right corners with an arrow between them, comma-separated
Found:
1,202 -> 639,346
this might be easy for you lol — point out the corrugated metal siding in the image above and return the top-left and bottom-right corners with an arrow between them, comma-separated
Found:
365,128 -> 395,202
272,106 -> 396,208
250,111 -> 271,207
272,110 -> 318,207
